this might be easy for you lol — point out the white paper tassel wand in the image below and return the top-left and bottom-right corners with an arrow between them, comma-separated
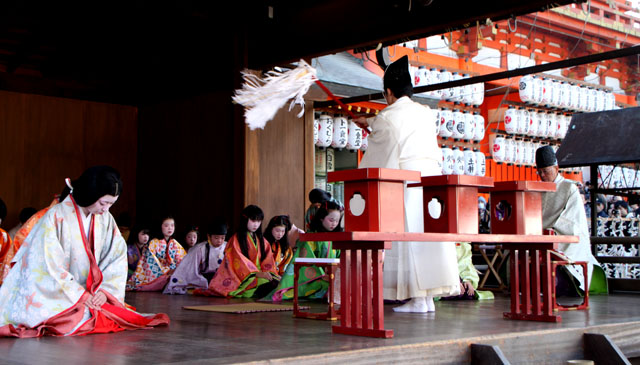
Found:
232,59 -> 358,130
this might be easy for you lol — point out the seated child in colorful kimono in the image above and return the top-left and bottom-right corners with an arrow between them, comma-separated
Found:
127,216 -> 187,291
273,200 -> 343,301
164,221 -> 228,294
183,225 -> 199,251
264,215 -> 302,276
195,205 -> 279,298
127,226 -> 150,280
304,188 -> 332,231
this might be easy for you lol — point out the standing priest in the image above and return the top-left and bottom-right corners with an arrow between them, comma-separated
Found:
355,56 -> 460,313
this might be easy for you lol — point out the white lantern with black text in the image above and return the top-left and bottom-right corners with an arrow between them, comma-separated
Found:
441,145 -> 454,175
316,113 -> 333,148
463,148 -> 476,175
473,112 -> 485,142
346,120 -> 363,151
452,109 -> 465,139
463,111 -> 475,140
475,149 -> 486,176
439,108 -> 453,138
452,147 -> 465,175
331,115 -> 348,149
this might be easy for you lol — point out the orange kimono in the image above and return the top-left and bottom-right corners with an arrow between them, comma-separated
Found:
273,243 -> 294,276
197,233 -> 278,297
0,229 -> 10,281
0,200 -> 57,285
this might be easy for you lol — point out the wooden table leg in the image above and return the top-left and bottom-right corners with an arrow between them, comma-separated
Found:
504,245 -> 561,322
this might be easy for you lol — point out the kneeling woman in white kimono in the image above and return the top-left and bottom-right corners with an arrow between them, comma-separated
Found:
0,166 -> 168,337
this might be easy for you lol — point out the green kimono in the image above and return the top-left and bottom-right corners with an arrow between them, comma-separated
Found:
271,239 -> 338,301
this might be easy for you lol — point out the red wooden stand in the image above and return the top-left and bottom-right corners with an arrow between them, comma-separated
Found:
328,168 -> 420,232
486,181 -> 556,235
408,175 -> 494,234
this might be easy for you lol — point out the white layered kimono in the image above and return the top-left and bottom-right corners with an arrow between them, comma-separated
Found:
359,96 -> 460,299
542,174 -> 601,290
0,196 -> 168,337
163,241 -> 227,295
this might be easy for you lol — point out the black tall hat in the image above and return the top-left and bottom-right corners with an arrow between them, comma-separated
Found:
383,55 -> 412,91
535,146 -> 557,169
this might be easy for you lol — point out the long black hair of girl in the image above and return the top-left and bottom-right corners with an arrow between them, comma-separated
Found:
237,205 -> 268,261
263,215 -> 292,253
309,200 -> 344,233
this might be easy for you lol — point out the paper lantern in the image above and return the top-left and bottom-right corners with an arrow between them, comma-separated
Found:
316,113 -> 333,148
492,134 -> 506,162
313,117 -> 319,145
519,75 -> 535,103
517,107 -> 530,135
429,68 -> 442,99
452,147 -> 464,175
346,120 -> 363,151
504,136 -> 514,163
475,149 -> 486,176
463,111 -> 475,140
462,74 -> 474,105
441,145 -> 454,175
360,130 -> 369,151
504,106 -> 518,134
463,148 -> 476,176
528,110 -> 540,137
541,78 -> 554,106
473,112 -> 485,142
439,108 -> 453,138
439,69 -> 453,100
532,76 -> 543,105
451,109 -> 465,139
331,115 -> 348,149
471,81 -> 484,106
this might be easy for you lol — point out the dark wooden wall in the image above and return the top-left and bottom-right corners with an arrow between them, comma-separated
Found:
0,90 -> 137,229
244,105 -> 315,231
136,92 -> 314,242
136,92 -> 239,240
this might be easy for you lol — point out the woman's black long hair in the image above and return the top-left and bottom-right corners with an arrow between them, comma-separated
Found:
236,205 -> 268,261
309,200 -> 344,233
63,166 -> 123,207
263,215 -> 292,253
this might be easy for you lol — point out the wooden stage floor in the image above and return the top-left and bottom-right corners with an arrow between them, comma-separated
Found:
1,293 -> 639,364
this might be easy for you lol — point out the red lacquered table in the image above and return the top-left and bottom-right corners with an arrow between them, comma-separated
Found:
299,231 -> 578,338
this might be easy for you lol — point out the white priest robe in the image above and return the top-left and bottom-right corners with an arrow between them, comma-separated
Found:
359,96 -> 460,299
542,174 -> 601,290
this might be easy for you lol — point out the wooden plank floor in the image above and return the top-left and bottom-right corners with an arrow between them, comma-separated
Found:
1,293 -> 639,364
